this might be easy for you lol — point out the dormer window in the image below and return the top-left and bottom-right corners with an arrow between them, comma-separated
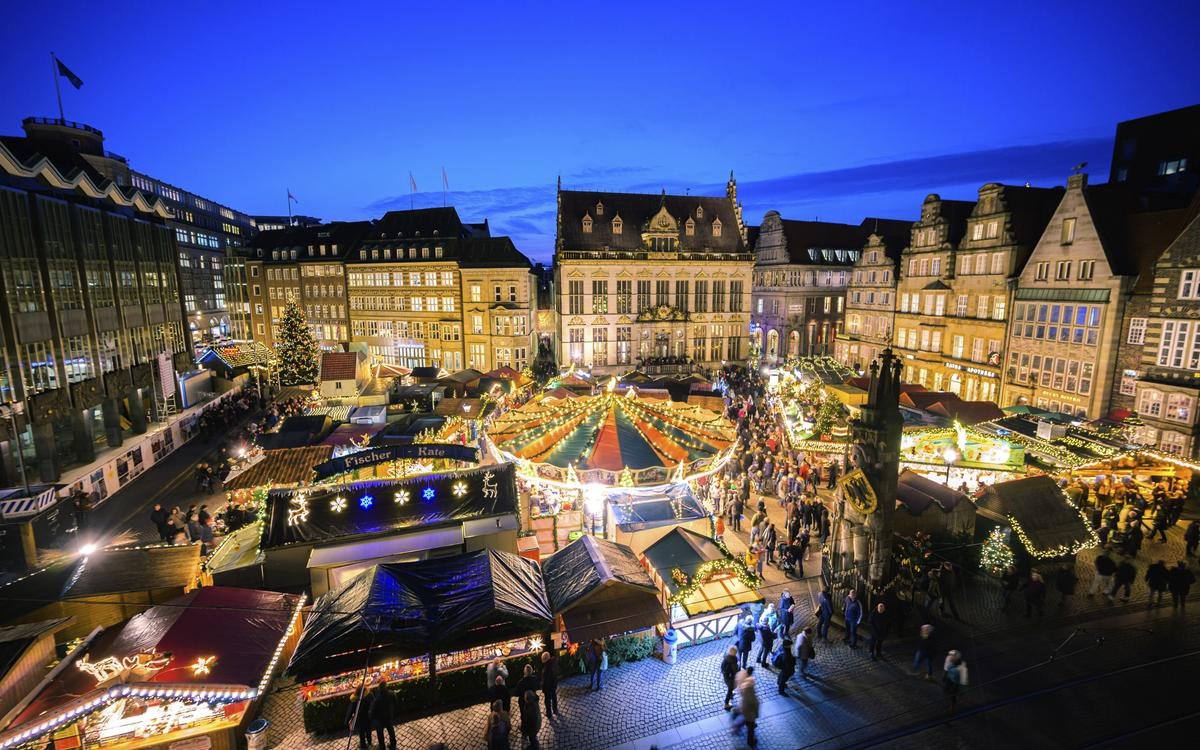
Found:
696,206 -> 704,219
685,217 -> 695,236
612,216 -> 623,235
595,201 -> 604,216
712,218 -> 722,237
384,248 -> 391,259
582,215 -> 593,233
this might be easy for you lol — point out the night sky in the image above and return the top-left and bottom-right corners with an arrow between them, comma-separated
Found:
3,1 -> 1199,262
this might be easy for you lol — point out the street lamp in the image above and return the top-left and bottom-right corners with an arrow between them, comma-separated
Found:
942,447 -> 959,486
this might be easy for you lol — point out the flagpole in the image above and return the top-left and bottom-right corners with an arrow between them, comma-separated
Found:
287,188 -> 293,225
51,52 -> 64,122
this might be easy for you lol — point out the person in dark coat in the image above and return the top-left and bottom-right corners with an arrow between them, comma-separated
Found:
587,639 -> 605,690
842,591 -> 863,648
512,664 -> 539,727
345,686 -> 371,749
776,639 -> 797,695
485,700 -> 511,750
149,503 -> 169,541
738,616 -> 756,668
1185,520 -> 1199,557
520,690 -> 542,750
1168,562 -> 1195,609
1111,560 -> 1137,603
1125,525 -> 1144,559
816,589 -> 833,642
867,602 -> 890,660
369,682 -> 396,750
488,675 -> 511,713
1145,560 -> 1170,606
721,645 -> 739,710
1000,566 -> 1021,612
1054,566 -> 1078,607
778,591 -> 796,635
539,650 -> 559,718
1024,571 -> 1047,617
756,617 -> 776,667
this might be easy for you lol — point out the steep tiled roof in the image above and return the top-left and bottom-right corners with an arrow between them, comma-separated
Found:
225,445 -> 335,490
320,351 -> 359,382
558,188 -> 745,253
247,221 -> 373,260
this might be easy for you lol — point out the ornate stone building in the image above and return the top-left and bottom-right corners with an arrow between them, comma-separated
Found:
892,194 -> 975,390
553,177 -> 753,375
835,225 -> 911,370
1129,202 -> 1200,455
346,208 -> 537,372
944,183 -> 1062,403
752,214 -> 909,364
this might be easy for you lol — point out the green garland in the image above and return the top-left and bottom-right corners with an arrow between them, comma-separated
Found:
667,558 -> 760,605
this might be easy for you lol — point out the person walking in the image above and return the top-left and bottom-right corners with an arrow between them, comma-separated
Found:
539,651 -> 559,718
797,626 -> 817,679
939,561 -> 962,621
345,686 -> 371,750
843,590 -> 863,648
1089,551 -> 1117,599
1024,571 -> 1047,617
520,691 -> 542,750
513,663 -> 539,729
816,589 -> 833,642
775,639 -> 796,695
911,624 -> 936,680
868,602 -> 890,660
721,645 -> 739,710
1054,566 -> 1078,607
731,667 -> 759,747
1111,559 -> 1137,603
368,683 -> 397,750
778,591 -> 796,636
732,495 -> 744,532
485,699 -> 511,750
1000,566 -> 1021,612
738,616 -> 756,668
488,675 -> 511,713
942,650 -> 968,716
1168,561 -> 1195,609
756,614 -> 776,667
587,639 -> 606,690
1144,560 -> 1170,606
1185,520 -> 1199,557
763,522 -> 778,566
149,503 -> 170,541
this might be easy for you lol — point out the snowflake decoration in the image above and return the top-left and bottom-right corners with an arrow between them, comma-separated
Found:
330,496 -> 348,513
452,481 -> 468,498
422,486 -> 436,501
394,490 -> 411,505
359,494 -> 374,509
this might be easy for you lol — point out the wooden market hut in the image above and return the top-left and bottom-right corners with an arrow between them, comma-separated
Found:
894,469 -> 976,539
975,475 -> 1099,567
0,618 -> 73,722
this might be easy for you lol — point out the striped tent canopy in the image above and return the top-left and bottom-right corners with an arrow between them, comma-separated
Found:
487,390 -> 735,485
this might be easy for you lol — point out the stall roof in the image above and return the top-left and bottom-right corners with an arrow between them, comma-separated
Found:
896,470 -> 972,515
541,536 -> 663,644
8,587 -> 300,737
287,549 -> 552,680
321,424 -> 382,447
607,484 -> 708,532
0,618 -> 72,682
225,446 -> 335,490
976,475 -> 1098,557
641,528 -> 725,592
260,463 -> 518,548
0,544 -> 203,623
196,341 -> 275,374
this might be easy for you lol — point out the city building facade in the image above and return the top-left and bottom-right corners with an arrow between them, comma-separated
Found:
837,228 -> 908,370
892,194 -> 975,392
1109,103 -> 1200,210
0,127 -> 191,485
346,208 -> 537,372
752,214 -> 909,364
553,177 -> 753,375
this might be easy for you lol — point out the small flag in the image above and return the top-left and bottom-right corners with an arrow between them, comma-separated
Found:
287,189 -> 298,204
409,172 -> 418,192
441,166 -> 449,191
55,57 -> 83,89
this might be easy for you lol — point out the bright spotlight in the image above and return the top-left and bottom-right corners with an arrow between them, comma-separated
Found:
80,543 -> 98,555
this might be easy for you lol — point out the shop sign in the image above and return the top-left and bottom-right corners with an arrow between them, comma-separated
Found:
313,444 -> 479,478
943,361 -> 997,378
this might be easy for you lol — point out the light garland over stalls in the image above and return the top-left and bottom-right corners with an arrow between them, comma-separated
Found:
1006,500 -> 1100,559
0,594 -> 306,750
665,558 -> 761,605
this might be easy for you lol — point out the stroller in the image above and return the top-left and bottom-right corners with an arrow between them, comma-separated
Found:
779,542 -> 803,578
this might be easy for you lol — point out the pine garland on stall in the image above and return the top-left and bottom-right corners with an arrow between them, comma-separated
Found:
276,300 -> 321,385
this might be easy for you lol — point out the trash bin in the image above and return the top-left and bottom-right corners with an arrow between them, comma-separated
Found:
246,718 -> 269,750
661,628 -> 679,665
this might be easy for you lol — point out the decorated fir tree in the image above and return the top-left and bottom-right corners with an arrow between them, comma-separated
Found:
812,395 -> 845,438
980,527 -> 1015,575
276,300 -> 320,385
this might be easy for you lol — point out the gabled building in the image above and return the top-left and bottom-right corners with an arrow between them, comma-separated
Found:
1001,174 -> 1148,418
837,222 -> 912,370
1130,198 -> 1200,456
347,207 -> 536,372
1108,104 -> 1200,210
752,214 -> 909,363
553,176 -> 753,375
892,194 -> 975,390
945,183 -> 1062,403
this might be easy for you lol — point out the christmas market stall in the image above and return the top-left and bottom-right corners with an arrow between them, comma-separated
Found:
0,544 -> 205,643
486,383 -> 736,557
604,483 -> 711,556
974,475 -> 1099,568
540,535 -> 664,647
286,549 -> 552,734
252,464 -> 520,594
894,469 -> 976,540
0,586 -> 303,750
639,528 -> 760,647
899,422 -> 1025,491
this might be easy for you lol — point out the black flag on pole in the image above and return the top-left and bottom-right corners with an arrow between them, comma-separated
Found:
55,57 -> 83,89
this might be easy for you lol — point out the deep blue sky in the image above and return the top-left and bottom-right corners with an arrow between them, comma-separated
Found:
3,1 -> 1199,263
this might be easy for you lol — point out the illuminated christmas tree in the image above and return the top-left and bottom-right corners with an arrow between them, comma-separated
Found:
980,527 -> 1015,575
276,300 -> 320,385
